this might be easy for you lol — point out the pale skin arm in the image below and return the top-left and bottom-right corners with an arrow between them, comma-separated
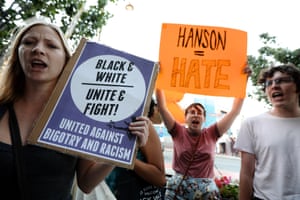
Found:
155,89 -> 176,132
216,97 -> 244,136
76,160 -> 115,193
239,151 -> 255,200
76,116 -> 150,193
216,64 -> 250,136
133,123 -> 166,187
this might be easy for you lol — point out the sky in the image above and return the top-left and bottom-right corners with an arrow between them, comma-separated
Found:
99,0 -> 300,61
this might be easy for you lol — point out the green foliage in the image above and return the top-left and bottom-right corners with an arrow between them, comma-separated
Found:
220,184 -> 239,200
0,0 -> 117,63
247,33 -> 300,105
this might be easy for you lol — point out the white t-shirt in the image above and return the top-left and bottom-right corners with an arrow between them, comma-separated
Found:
235,112 -> 300,200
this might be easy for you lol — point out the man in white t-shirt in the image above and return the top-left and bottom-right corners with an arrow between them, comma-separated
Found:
235,64 -> 300,200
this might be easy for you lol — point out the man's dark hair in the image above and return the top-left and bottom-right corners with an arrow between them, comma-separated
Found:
184,103 -> 206,117
258,63 -> 300,105
257,64 -> 300,92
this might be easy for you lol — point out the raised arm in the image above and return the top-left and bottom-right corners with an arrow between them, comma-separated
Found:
155,89 -> 176,131
216,97 -> 244,136
217,64 -> 250,136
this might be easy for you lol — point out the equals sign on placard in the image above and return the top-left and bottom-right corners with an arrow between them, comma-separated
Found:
194,51 -> 205,56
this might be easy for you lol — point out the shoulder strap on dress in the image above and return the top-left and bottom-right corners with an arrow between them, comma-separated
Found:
8,103 -> 29,200
0,104 -> 7,120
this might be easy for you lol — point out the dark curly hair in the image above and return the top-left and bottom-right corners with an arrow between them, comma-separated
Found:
257,63 -> 300,105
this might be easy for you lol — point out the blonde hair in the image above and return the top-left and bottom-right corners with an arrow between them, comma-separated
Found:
0,18 -> 72,104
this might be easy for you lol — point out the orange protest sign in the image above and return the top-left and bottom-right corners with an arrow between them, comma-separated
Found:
157,23 -> 248,98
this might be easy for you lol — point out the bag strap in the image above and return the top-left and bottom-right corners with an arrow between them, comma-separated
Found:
8,103 -> 29,200
173,135 -> 201,199
183,135 -> 201,177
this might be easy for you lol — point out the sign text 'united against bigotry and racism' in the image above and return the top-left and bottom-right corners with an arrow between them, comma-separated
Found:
41,118 -> 130,160
28,39 -> 158,169
157,23 -> 248,98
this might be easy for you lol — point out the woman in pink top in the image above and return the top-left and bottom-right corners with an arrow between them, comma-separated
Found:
156,89 -> 244,200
